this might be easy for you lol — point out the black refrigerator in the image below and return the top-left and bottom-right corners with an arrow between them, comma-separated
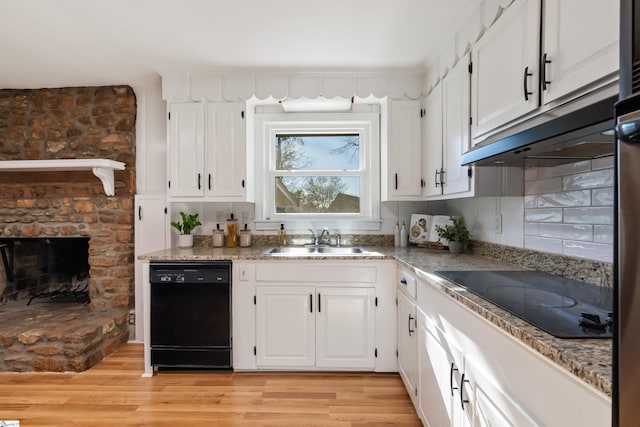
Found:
614,1 -> 640,425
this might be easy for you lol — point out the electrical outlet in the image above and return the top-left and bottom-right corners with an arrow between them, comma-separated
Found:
494,214 -> 503,234
242,211 -> 250,224
216,211 -> 226,222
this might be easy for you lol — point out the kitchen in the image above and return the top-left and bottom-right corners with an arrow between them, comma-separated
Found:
0,0 -> 631,426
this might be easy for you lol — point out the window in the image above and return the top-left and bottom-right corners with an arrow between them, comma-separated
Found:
255,112 -> 380,230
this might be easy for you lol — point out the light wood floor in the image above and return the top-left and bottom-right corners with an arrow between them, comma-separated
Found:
0,343 -> 421,426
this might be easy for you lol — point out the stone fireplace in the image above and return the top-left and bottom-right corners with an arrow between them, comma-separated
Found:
0,86 -> 136,372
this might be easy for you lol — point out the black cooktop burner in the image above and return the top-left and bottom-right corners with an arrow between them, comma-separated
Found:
435,270 -> 613,339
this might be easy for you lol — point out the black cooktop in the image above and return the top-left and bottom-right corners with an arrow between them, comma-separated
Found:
435,270 -> 613,339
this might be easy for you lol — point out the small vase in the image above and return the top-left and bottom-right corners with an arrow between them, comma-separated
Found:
448,241 -> 464,254
177,234 -> 193,248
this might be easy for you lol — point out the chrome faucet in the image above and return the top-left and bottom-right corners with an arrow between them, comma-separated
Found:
309,228 -> 331,246
319,228 -> 330,245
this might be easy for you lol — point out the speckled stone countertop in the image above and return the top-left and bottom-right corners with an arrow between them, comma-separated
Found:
139,245 -> 612,397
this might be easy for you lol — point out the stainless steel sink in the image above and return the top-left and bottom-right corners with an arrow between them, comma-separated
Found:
263,246 -> 382,256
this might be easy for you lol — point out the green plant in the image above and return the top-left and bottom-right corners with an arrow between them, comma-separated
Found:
170,211 -> 202,235
435,216 -> 471,247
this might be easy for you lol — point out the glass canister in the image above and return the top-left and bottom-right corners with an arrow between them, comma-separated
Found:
226,214 -> 238,248
212,224 -> 224,247
239,224 -> 252,247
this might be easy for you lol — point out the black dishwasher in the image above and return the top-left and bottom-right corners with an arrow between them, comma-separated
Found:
150,261 -> 232,370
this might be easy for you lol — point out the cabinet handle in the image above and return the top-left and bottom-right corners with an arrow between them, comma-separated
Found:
242,179 -> 245,188
208,174 -> 212,190
310,294 -> 313,313
400,277 -> 407,285
523,66 -> 533,101
439,168 -> 445,186
542,53 -> 552,91
395,173 -> 398,190
435,169 -> 440,188
318,293 -> 322,313
138,206 -> 142,221
408,314 -> 415,336
197,173 -> 201,190
460,373 -> 470,410
450,362 -> 459,396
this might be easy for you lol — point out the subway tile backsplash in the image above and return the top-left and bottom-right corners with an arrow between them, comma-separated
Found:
524,159 -> 614,262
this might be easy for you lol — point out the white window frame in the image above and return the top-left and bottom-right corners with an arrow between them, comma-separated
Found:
254,112 -> 381,232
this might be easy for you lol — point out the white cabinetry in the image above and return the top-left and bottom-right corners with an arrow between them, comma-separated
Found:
167,102 -> 248,201
168,103 -> 205,198
397,268 -> 418,403
471,0 -> 540,140
541,0 -> 619,105
417,309 -> 469,427
233,260 -> 396,372
423,59 -> 522,199
442,56 -> 472,196
256,286 -> 376,369
383,100 -> 423,200
415,274 -> 610,427
256,286 -> 316,367
134,195 -> 167,341
471,0 -> 619,141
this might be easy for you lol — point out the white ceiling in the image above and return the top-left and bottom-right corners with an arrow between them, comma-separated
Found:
1,0 -> 474,90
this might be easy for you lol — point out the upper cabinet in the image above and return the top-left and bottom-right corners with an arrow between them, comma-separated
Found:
471,0 -> 541,140
383,100 -> 423,201
470,0 -> 619,142
541,0 -> 619,105
167,102 -> 249,202
423,57 -> 472,198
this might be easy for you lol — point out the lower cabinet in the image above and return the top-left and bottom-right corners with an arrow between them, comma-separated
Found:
232,260 -> 397,372
397,283 -> 418,402
412,273 -> 610,427
256,286 -> 376,369
417,308 -> 469,427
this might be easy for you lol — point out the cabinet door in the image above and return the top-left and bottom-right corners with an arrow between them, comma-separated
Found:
542,0 -> 619,105
385,100 -> 422,200
442,57 -> 471,196
471,0 -> 540,139
134,195 -> 166,341
205,103 -> 246,199
417,308 -> 470,427
255,286 -> 315,367
465,357 -> 541,427
423,85 -> 444,197
316,287 -> 376,369
397,290 -> 418,399
167,103 -> 205,197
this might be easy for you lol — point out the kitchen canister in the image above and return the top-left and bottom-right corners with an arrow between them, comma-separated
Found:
239,228 -> 252,247
212,225 -> 224,247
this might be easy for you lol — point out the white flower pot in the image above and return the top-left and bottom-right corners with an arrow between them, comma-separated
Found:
447,241 -> 464,253
177,234 -> 193,248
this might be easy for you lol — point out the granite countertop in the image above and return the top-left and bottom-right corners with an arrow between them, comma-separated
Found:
138,245 -> 612,397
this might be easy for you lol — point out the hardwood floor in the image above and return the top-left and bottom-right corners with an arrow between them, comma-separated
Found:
0,343 -> 421,426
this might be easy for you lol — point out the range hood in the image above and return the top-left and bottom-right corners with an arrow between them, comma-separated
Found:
461,92 -> 618,167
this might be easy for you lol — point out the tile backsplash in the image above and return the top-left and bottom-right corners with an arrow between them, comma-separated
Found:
523,157 -> 613,262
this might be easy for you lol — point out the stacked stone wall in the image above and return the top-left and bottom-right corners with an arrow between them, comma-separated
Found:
0,86 -> 136,311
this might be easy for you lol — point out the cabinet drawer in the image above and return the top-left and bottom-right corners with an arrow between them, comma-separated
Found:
397,267 -> 417,299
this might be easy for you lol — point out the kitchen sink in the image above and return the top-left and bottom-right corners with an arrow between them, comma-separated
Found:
263,246 -> 383,256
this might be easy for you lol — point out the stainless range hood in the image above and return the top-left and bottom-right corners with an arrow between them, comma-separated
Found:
461,92 -> 617,167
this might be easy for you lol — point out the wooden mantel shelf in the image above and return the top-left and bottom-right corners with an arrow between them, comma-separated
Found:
0,159 -> 126,196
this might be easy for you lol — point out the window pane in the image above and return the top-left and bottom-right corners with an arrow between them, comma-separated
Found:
275,176 -> 360,213
275,135 -> 359,171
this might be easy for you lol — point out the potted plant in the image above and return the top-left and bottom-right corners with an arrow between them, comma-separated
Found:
435,216 -> 471,253
170,211 -> 202,248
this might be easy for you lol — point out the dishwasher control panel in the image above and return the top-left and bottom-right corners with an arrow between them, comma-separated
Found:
150,262 -> 231,284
